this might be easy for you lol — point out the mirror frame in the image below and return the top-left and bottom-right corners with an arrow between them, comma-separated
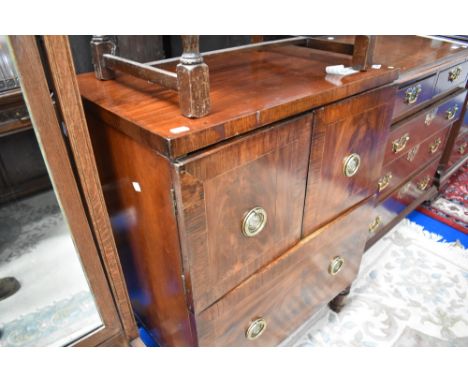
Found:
8,35 -> 138,347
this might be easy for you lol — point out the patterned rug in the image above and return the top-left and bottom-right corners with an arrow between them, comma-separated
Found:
418,161 -> 468,234
0,192 -> 62,264
0,291 -> 101,346
0,191 -> 102,346
286,219 -> 468,347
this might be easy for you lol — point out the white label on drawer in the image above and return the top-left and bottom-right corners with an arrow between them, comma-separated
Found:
132,181 -> 142,192
170,126 -> 190,134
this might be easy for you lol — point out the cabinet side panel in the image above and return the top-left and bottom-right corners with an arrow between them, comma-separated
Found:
85,110 -> 195,346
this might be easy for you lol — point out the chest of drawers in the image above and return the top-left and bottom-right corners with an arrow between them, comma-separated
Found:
78,36 -> 468,346
362,38 -> 468,245
440,90 -> 468,184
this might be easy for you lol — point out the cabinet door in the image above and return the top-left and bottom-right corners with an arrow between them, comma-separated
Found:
174,114 -> 312,313
303,86 -> 395,236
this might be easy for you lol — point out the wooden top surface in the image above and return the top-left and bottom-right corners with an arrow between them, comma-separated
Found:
329,35 -> 468,83
79,45 -> 398,158
78,36 -> 468,159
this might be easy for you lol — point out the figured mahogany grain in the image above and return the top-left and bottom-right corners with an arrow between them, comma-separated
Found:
87,113 -> 196,346
76,36 -> 468,347
434,60 -> 468,96
366,186 -> 438,251
328,36 -> 468,84
196,198 -> 373,346
439,91 -> 468,184
173,114 -> 312,313
378,129 -> 448,201
392,74 -> 437,120
302,85 -> 395,236
385,89 -> 466,164
368,160 -> 439,239
78,45 -> 398,159
447,129 -> 467,169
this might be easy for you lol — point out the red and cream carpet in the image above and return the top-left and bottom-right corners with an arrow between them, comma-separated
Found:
418,162 -> 468,234
286,219 -> 468,347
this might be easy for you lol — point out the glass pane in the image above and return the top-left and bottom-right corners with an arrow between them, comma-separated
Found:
0,36 -> 102,346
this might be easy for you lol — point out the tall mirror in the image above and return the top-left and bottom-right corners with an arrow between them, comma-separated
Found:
0,36 -> 102,346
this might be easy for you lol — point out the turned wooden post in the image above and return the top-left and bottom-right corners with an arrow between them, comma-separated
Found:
90,35 -> 117,80
176,35 -> 211,118
352,35 -> 376,71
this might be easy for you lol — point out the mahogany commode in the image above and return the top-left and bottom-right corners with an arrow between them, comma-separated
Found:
78,36 -> 468,346
356,36 -> 468,245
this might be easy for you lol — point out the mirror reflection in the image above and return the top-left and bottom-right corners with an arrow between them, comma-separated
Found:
0,36 -> 102,346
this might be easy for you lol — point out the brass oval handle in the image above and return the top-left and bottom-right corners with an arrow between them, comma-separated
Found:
397,182 -> 411,199
328,256 -> 345,276
392,133 -> 410,153
458,142 -> 467,154
424,108 -> 437,126
446,105 -> 459,121
404,84 -> 422,104
378,173 -> 392,192
246,318 -> 267,340
429,137 -> 442,154
343,153 -> 361,177
369,216 -> 382,233
448,66 -> 462,82
242,207 -> 267,237
417,175 -> 431,191
407,145 -> 420,162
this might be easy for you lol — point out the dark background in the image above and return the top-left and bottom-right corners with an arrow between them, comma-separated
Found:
69,35 -> 285,74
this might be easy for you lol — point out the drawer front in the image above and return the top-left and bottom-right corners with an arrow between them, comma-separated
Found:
175,114 -> 312,313
384,90 -> 467,164
448,130 -> 468,168
196,200 -> 372,346
392,75 -> 436,120
378,128 -> 448,199
303,86 -> 395,235
368,160 -> 438,239
434,60 -> 468,96
447,107 -> 468,168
